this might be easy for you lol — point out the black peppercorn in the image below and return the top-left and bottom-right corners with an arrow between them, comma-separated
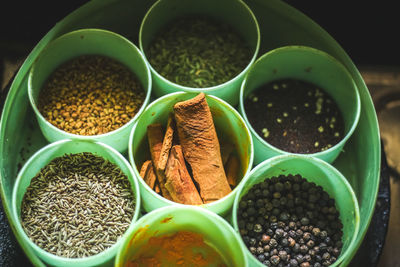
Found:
263,260 -> 272,266
270,255 -> 280,265
300,217 -> 310,226
254,224 -> 263,233
249,238 -> 257,246
279,250 -> 288,261
238,174 -> 343,266
270,238 -> 278,248
289,259 -> 299,266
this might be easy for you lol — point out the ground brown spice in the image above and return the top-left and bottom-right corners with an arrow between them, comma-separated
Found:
38,54 -> 145,135
126,231 -> 227,267
244,79 -> 345,153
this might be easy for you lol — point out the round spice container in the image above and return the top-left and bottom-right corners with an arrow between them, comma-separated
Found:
139,0 -> 260,106
232,155 -> 360,266
128,92 -> 254,217
11,139 -> 141,267
239,45 -> 361,164
28,28 -> 152,153
115,205 -> 248,267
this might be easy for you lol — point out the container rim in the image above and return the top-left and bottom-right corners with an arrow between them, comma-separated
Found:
138,0 -> 260,92
27,28 -> 152,142
115,205 -> 249,267
232,154 -> 361,267
128,91 -> 254,211
11,139 -> 142,266
239,45 -> 362,160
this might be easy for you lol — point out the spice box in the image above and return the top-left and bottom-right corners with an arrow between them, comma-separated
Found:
0,0 -> 380,266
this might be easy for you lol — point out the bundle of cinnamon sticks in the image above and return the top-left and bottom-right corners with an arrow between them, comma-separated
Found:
139,93 -> 240,205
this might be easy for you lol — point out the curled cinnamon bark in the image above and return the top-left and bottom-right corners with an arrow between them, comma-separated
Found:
164,145 -> 203,205
173,93 -> 231,203
147,123 -> 172,199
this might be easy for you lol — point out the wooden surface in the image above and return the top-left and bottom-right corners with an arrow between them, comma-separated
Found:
360,66 -> 400,267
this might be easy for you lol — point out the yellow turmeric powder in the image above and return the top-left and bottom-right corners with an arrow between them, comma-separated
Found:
126,231 -> 227,267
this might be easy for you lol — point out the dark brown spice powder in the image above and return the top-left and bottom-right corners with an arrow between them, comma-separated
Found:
244,79 -> 345,154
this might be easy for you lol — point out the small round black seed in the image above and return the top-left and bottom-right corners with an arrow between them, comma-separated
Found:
270,238 -> 278,248
281,238 -> 289,247
279,250 -> 288,261
276,228 -> 284,238
263,260 -> 272,266
289,259 -> 299,266
254,223 -> 263,233
300,217 -> 310,226
322,252 -> 331,260
271,255 -> 280,265
300,244 -> 308,254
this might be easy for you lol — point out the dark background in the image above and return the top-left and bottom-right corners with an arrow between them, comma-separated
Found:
1,1 -> 399,67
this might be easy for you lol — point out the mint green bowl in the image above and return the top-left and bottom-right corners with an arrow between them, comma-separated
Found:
128,92 -> 254,217
232,154 -> 360,267
11,139 -> 141,267
239,45 -> 361,165
0,1 -> 380,266
28,28 -> 152,154
139,0 -> 260,106
115,205 -> 248,267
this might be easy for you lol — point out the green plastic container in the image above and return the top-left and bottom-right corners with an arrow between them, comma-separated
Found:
115,205 -> 248,267
128,92 -> 254,217
239,45 -> 361,165
232,154 -> 360,266
28,28 -> 152,154
0,1 -> 381,266
11,139 -> 141,267
139,0 -> 260,106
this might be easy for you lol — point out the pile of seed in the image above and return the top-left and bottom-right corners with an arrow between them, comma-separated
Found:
147,16 -> 252,88
237,174 -> 343,266
38,54 -> 145,136
244,79 -> 345,154
20,152 -> 136,258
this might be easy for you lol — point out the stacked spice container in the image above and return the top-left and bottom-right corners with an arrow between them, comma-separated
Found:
7,0 -> 365,266
139,0 -> 260,106
12,28 -> 151,266
27,28 -> 152,153
232,46 -> 361,265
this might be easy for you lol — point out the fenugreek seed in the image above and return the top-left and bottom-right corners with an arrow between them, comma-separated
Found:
37,55 -> 145,136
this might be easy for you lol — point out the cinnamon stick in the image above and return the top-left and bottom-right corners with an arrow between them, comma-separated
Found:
164,145 -> 203,205
157,114 -> 175,172
147,123 -> 172,199
139,160 -> 157,189
225,154 -> 240,189
173,93 -> 231,203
